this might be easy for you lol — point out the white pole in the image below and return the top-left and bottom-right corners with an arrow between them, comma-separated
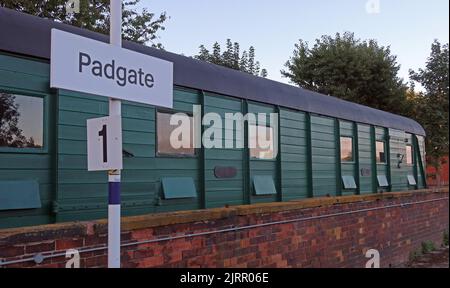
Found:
108,0 -> 122,269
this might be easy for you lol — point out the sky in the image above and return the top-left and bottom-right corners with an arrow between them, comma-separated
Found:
137,0 -> 449,86
15,95 -> 44,146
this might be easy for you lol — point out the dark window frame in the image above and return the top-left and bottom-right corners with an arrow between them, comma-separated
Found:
0,90 -> 48,154
155,108 -> 198,158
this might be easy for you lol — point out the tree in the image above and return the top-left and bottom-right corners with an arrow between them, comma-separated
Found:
233,42 -> 240,70
281,32 -> 409,115
0,93 -> 35,148
0,0 -> 168,47
223,39 -> 234,68
239,50 -> 249,73
212,42 -> 222,65
260,68 -> 268,78
248,46 -> 256,75
409,40 -> 449,173
194,39 -> 268,78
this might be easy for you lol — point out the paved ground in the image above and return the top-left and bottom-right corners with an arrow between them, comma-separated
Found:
405,246 -> 449,268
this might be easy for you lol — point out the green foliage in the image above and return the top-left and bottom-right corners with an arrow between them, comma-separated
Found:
409,249 -> 423,262
260,68 -> 268,78
444,230 -> 449,246
281,32 -> 409,116
409,41 -> 449,170
0,0 -> 168,47
194,39 -> 268,78
0,93 -> 38,148
421,241 -> 436,254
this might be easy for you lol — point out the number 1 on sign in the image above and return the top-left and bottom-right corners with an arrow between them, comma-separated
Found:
87,116 -> 122,171
98,124 -> 108,163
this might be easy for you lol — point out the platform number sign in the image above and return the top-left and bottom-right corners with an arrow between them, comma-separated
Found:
87,116 -> 122,171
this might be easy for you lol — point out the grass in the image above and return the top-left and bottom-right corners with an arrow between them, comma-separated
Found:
407,233 -> 448,266
421,241 -> 436,254
409,240 -> 437,263
409,250 -> 423,262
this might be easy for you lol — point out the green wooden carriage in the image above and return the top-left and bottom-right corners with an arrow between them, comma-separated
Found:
0,8 -> 426,228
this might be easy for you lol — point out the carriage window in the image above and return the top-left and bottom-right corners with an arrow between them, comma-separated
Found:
406,145 -> 413,165
376,141 -> 386,164
157,111 -> 195,156
340,137 -> 353,162
249,124 -> 275,160
0,93 -> 43,149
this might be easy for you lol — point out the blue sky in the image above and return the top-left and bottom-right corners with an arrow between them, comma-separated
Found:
137,0 -> 449,85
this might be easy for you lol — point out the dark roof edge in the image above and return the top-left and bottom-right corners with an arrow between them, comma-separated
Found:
0,7 -> 425,136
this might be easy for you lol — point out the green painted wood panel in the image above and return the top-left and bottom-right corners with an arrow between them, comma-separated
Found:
204,93 -> 245,208
340,121 -> 356,196
280,109 -> 309,201
375,127 -> 389,191
0,52 -> 426,228
388,130 -> 416,191
0,53 -> 55,228
56,87 -> 202,221
0,180 -> 41,210
357,124 -> 374,194
248,102 -> 278,204
162,177 -> 197,199
311,115 -> 337,197
253,175 -> 277,195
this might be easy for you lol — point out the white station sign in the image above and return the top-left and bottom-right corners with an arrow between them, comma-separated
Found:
50,29 -> 173,108
87,116 -> 123,171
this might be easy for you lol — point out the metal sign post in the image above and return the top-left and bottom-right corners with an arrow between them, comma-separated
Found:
108,0 -> 122,268
50,0 -> 173,269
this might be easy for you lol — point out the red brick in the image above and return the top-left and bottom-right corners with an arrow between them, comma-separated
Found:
38,263 -> 60,268
133,248 -> 154,259
55,238 -> 84,250
0,189 -> 447,268
136,255 -> 164,267
0,245 -> 24,258
131,228 -> 153,240
84,235 -> 107,246
25,241 -> 55,254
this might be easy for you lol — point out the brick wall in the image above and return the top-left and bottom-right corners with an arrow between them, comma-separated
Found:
0,188 -> 448,268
